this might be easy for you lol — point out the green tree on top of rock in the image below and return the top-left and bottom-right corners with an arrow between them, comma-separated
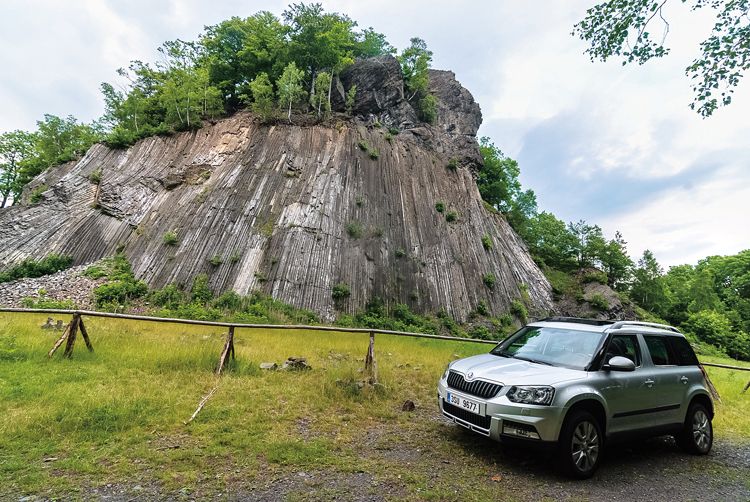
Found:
277,62 -> 307,123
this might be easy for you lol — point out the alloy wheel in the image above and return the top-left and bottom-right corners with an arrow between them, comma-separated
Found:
571,420 -> 600,473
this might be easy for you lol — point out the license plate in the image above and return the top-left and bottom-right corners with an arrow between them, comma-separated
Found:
447,392 -> 482,415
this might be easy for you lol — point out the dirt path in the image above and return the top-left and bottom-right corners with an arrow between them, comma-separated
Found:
73,413 -> 750,502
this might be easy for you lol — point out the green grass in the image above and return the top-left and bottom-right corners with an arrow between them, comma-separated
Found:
0,312 -> 489,498
1,313 -> 748,498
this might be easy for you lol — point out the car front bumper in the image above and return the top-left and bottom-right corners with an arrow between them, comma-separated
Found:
437,378 -> 566,444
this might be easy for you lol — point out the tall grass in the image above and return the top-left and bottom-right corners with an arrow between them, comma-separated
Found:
0,312 -> 485,495
1,312 -> 748,498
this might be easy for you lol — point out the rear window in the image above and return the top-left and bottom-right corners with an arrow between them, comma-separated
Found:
667,336 -> 699,366
644,335 -> 674,366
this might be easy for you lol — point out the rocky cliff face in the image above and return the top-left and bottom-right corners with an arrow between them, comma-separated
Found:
0,56 -> 553,321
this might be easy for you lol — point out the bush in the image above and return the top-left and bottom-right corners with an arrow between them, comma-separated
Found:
445,211 -> 458,223
332,283 -> 351,300
94,279 -> 148,307
483,273 -> 496,289
208,255 -> 223,267
213,291 -> 243,311
368,148 -> 379,160
447,158 -> 458,170
481,234 -> 493,251
357,140 -> 369,151
510,299 -> 528,323
188,274 -> 213,303
581,270 -> 608,285
476,300 -> 489,316
163,231 -> 179,246
388,126 -> 400,136
0,253 -> 73,283
346,222 -> 363,239
588,293 -> 610,311
21,297 -> 76,309
148,284 -> 185,309
418,94 -> 437,123
29,185 -> 47,204
469,325 -> 493,340
435,202 -> 445,213
395,248 -> 407,259
682,310 -> 750,361
89,168 -> 103,184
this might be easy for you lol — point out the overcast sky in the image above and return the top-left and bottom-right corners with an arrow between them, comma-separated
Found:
1,0 -> 748,268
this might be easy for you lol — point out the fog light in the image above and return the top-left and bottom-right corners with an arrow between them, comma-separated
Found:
502,420 -> 541,440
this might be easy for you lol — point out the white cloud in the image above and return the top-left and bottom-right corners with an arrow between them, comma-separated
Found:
0,0 -> 748,266
601,165 -> 750,267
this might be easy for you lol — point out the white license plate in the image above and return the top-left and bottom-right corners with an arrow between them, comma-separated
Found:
447,392 -> 482,415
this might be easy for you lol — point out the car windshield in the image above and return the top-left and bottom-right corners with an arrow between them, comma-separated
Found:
490,326 -> 604,370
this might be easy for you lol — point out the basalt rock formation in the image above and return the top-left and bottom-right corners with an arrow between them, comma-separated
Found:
0,56 -> 554,321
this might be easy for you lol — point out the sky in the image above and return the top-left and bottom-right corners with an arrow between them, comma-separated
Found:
0,0 -> 748,268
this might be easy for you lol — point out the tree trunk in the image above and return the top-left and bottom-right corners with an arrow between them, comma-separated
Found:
327,72 -> 334,112
288,100 -> 292,124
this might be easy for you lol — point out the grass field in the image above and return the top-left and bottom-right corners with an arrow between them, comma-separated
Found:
1,312 -> 749,500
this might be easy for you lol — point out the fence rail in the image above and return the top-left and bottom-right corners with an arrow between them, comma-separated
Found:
3,307 -> 749,371
0,307 -> 498,345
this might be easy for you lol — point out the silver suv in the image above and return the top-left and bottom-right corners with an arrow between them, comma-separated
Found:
437,317 -> 714,478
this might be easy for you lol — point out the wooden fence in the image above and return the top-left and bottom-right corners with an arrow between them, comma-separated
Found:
2,307 -> 748,388
3,307 -> 750,422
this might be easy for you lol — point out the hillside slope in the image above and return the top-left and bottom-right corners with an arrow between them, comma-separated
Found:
0,56 -> 553,321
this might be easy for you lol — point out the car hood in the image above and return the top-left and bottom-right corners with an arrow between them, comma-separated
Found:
449,353 -> 586,386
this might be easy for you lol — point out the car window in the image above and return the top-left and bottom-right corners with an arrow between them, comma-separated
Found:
604,335 -> 641,366
667,336 -> 699,366
644,335 -> 674,366
491,327 -> 603,370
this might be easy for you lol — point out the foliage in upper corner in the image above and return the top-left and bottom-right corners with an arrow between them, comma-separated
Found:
573,0 -> 750,117
0,254 -> 73,284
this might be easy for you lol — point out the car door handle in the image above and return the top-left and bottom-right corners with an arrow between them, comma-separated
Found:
645,379 -> 655,387
680,376 -> 689,384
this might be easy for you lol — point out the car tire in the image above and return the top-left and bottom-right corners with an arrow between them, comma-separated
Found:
677,402 -> 713,455
557,410 -> 603,479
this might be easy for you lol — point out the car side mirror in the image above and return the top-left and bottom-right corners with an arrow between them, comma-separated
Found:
604,356 -> 636,372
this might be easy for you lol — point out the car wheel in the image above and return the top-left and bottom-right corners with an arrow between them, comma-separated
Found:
557,410 -> 603,479
677,402 -> 713,455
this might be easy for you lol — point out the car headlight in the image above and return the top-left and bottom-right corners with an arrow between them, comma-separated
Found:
506,386 -> 555,406
442,364 -> 451,380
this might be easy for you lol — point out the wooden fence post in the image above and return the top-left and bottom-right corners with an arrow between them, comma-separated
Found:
364,331 -> 377,383
78,316 -> 94,352
62,313 -> 81,358
48,320 -> 73,358
216,326 -> 235,375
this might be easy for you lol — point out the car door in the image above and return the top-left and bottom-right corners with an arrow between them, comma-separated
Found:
598,334 -> 657,434
641,334 -> 685,426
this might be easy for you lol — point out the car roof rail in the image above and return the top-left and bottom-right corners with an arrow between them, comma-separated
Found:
608,320 -> 680,333
534,317 -> 616,326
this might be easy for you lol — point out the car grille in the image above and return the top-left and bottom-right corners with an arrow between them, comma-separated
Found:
447,371 -> 502,399
443,400 -> 492,430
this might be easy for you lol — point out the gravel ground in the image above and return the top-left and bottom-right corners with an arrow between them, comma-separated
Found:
8,418 -> 747,502
0,264 -> 104,309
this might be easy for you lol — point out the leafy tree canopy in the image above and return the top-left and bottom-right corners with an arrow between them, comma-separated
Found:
574,0 -> 750,117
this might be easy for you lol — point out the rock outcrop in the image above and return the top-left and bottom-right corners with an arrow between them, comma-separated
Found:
0,56 -> 553,321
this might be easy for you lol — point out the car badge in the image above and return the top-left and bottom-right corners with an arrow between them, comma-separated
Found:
467,372 -> 474,380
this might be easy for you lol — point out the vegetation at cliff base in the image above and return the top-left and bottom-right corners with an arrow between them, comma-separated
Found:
0,254 -> 73,284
